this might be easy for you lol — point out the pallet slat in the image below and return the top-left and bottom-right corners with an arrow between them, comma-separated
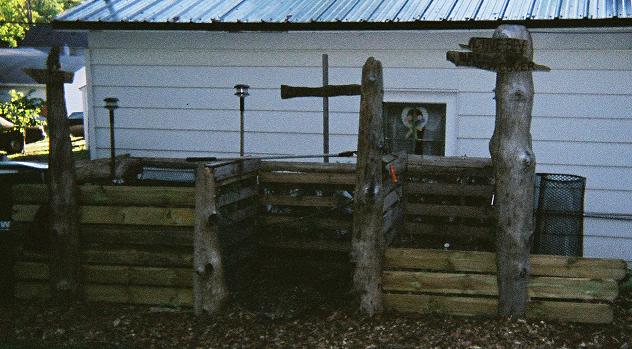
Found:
259,172 -> 355,185
385,248 -> 628,280
383,271 -> 619,301
261,195 -> 340,208
14,205 -> 195,227
406,203 -> 492,219
384,293 -> 613,324
14,262 -> 192,287
15,282 -> 193,306
406,183 -> 494,198
13,184 -> 195,207
261,215 -> 352,230
261,161 -> 355,173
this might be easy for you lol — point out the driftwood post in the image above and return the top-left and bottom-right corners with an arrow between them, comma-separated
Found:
26,47 -> 81,301
351,57 -> 385,316
193,164 -> 227,315
447,25 -> 549,318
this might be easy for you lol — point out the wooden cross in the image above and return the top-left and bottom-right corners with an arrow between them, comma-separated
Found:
280,54 -> 360,162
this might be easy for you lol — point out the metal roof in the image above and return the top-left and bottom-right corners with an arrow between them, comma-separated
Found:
54,0 -> 632,30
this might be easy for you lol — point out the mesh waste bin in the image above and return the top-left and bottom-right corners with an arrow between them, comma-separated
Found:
0,161 -> 47,302
533,173 -> 586,256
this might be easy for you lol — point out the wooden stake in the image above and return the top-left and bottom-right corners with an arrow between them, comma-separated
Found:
44,46 -> 81,302
193,164 -> 227,315
489,25 -> 536,318
351,57 -> 385,316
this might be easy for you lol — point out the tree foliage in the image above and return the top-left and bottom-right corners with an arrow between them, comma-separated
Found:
0,0 -> 81,47
0,89 -> 44,132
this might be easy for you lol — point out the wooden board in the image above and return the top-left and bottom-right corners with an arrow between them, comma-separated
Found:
406,203 -> 492,219
18,248 -> 192,268
13,184 -> 195,207
13,205 -> 195,227
79,225 -> 194,247
405,223 -> 493,242
14,262 -> 192,287
261,161 -> 355,173
383,271 -> 618,301
259,172 -> 355,186
14,282 -> 193,306
405,183 -> 493,198
211,159 -> 261,184
259,238 -> 351,253
384,293 -> 613,324
217,185 -> 257,208
262,215 -> 352,230
384,248 -> 628,280
261,195 -> 340,208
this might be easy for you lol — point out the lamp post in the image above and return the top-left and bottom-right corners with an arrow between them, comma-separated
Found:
103,97 -> 119,184
234,84 -> 249,157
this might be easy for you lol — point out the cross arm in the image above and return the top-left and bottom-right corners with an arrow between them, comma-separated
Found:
281,84 -> 361,99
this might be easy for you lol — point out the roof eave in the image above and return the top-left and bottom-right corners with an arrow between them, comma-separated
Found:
52,18 -> 632,32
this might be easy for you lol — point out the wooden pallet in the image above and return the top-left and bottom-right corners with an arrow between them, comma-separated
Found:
383,248 -> 628,324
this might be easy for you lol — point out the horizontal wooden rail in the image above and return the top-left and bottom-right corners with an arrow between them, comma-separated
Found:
406,203 -> 492,219
259,172 -> 355,186
261,195 -> 340,208
384,293 -> 613,324
261,161 -> 355,173
261,215 -> 352,230
22,248 -> 192,268
385,248 -> 628,280
383,271 -> 618,301
14,262 -> 192,287
405,183 -> 494,198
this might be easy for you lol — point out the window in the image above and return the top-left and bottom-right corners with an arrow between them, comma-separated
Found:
383,102 -> 447,156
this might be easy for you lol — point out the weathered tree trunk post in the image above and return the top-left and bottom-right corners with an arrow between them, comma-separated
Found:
351,57 -> 385,316
193,164 -> 227,316
447,25 -> 549,319
45,46 -> 81,301
489,25 -> 537,318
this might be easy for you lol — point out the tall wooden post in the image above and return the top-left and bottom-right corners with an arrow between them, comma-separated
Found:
31,47 -> 80,301
489,25 -> 536,318
193,164 -> 227,315
351,57 -> 385,316
447,25 -> 549,319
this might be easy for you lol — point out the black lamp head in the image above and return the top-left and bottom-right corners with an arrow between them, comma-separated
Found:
104,97 -> 119,110
234,84 -> 250,97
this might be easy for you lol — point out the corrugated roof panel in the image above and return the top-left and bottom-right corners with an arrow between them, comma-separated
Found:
344,0 -> 385,22
449,0 -> 484,20
558,0 -> 586,19
504,0 -> 536,20
318,0 -> 362,21
476,0 -> 510,20
368,0 -> 409,21
56,0 -> 632,24
423,0 -> 460,20
395,0 -> 434,21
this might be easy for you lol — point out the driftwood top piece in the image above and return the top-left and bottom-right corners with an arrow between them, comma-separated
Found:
447,37 -> 550,72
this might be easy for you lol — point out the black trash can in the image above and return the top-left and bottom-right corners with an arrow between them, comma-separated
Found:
0,161 -> 47,303
533,173 -> 586,256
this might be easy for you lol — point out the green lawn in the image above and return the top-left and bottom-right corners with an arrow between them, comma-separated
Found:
4,137 -> 88,163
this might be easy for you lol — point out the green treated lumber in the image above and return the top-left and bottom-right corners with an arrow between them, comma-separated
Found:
14,262 -> 192,287
404,223 -> 493,242
261,195 -> 339,208
259,238 -> 351,253
80,225 -> 194,247
20,247 -> 192,267
15,282 -> 193,306
405,183 -> 494,198
383,293 -> 613,324
259,171 -> 355,185
406,203 -> 493,219
261,215 -> 352,230
383,271 -> 619,301
384,248 -> 628,280
13,205 -> 195,227
261,161 -> 356,173
13,184 -> 196,207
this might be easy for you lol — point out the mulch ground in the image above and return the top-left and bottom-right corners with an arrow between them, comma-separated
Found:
1,269 -> 631,349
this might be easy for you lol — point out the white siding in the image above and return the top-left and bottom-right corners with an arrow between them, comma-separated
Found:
86,29 -> 632,263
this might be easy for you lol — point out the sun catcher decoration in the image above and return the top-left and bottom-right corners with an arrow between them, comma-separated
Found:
447,25 -> 550,320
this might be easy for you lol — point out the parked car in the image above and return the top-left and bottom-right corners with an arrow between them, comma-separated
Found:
0,116 -> 46,154
67,111 -> 84,138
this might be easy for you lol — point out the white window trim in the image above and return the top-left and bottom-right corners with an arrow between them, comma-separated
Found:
383,88 -> 458,157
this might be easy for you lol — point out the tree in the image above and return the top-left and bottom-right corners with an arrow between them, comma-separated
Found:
0,0 -> 81,47
0,89 -> 44,153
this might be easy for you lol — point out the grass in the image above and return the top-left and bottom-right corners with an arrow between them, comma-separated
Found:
4,137 -> 88,163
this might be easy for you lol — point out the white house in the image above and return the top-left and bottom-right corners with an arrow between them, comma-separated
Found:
54,0 -> 632,264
